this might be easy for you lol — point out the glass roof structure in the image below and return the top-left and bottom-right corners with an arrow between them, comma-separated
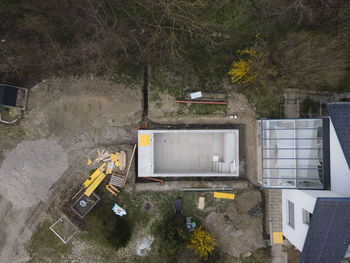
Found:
261,118 -> 330,189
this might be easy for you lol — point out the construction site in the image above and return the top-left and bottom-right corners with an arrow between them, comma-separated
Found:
0,78 -> 269,263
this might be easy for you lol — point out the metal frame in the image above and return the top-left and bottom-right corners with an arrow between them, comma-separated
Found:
49,216 -> 78,244
261,118 -> 329,189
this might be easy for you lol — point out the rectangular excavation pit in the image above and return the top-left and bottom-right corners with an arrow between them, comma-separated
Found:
138,129 -> 239,177
71,192 -> 100,218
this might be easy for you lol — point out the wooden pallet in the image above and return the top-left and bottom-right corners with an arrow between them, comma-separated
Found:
109,174 -> 125,188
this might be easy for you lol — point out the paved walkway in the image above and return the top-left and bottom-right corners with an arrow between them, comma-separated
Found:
266,189 -> 283,233
266,189 -> 288,263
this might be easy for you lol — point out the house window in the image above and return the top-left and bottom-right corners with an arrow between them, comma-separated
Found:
302,209 -> 312,225
288,201 -> 295,229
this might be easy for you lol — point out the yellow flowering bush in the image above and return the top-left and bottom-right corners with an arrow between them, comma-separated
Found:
187,226 -> 216,260
228,47 -> 263,86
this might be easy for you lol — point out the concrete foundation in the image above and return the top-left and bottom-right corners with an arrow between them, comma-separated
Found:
138,129 -> 239,177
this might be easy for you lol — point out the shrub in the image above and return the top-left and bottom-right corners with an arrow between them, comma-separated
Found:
155,216 -> 189,256
187,226 -> 216,260
228,47 -> 261,86
300,97 -> 319,118
88,202 -> 132,249
228,38 -> 277,88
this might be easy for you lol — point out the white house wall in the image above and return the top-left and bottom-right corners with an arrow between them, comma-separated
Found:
282,189 -> 344,251
282,189 -> 317,251
330,120 -> 350,196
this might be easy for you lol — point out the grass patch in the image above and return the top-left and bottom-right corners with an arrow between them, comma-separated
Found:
27,220 -> 73,263
29,190 -> 265,263
188,104 -> 227,115
83,199 -> 132,249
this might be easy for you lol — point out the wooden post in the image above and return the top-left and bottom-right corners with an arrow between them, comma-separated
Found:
124,144 -> 137,186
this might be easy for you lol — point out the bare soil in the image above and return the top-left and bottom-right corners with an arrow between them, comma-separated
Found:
204,190 -> 264,257
0,77 -> 143,263
148,81 -> 259,186
0,75 -> 262,263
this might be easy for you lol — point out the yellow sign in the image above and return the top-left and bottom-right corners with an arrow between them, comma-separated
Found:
139,134 -> 150,146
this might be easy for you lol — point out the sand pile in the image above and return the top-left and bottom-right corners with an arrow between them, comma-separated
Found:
0,139 -> 68,208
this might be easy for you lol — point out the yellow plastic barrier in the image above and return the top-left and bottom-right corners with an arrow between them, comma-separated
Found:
213,192 -> 235,200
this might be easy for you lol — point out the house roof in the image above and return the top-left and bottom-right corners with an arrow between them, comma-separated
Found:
327,103 -> 350,169
299,198 -> 350,263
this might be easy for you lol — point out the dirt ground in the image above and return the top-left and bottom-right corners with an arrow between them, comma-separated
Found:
204,190 -> 264,257
29,190 -> 265,263
148,81 -> 259,186
0,77 -> 143,263
0,75 -> 262,263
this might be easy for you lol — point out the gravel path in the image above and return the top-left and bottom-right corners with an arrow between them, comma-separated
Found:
0,139 -> 68,208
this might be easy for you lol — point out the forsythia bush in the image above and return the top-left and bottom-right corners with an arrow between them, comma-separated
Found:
228,47 -> 263,86
187,226 -> 216,260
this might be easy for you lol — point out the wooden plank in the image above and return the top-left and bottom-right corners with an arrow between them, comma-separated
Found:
84,172 -> 107,197
213,192 -> 235,200
119,151 -> 126,170
123,144 -> 137,186
198,197 -> 205,210
83,163 -> 106,187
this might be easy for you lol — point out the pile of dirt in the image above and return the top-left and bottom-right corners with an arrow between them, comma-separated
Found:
0,139 -> 68,208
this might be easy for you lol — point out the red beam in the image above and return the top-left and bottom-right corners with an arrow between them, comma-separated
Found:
138,121 -> 148,130
175,100 -> 227,105
144,177 -> 164,185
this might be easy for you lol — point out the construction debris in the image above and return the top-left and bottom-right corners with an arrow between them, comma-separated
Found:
88,149 -> 127,172
112,203 -> 126,216
91,149 -> 110,165
70,145 -> 136,218
198,197 -> 205,210
105,184 -> 119,196
84,172 -> 107,197
248,205 -> 261,217
109,174 -> 126,188
106,161 -> 115,175
83,163 -> 106,188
